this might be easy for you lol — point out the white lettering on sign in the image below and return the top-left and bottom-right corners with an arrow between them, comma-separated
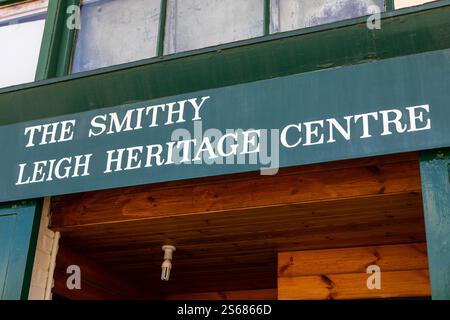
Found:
16,154 -> 92,185
24,120 -> 76,147
102,129 -> 261,173
280,105 -> 432,149
15,97 -> 432,188
88,96 -> 210,137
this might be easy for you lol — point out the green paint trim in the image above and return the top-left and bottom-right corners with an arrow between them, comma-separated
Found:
19,199 -> 43,300
386,0 -> 395,11
35,0 -> 64,80
35,0 -> 80,80
264,0 -> 270,36
55,0 -> 80,77
0,199 -> 40,210
0,200 -> 42,300
419,148 -> 450,299
447,163 -> 450,184
157,0 -> 168,57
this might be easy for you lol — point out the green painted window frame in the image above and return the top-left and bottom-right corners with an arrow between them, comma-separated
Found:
5,0 -> 396,78
0,0 -> 432,80
0,0 -> 445,105
386,0 -> 395,11
150,0 -> 394,55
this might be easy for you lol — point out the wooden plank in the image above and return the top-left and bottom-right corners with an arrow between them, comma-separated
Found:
50,154 -> 421,229
278,270 -> 430,300
419,148 -> 450,299
278,243 -> 430,300
50,154 -> 426,295
68,218 -> 426,263
58,192 -> 425,255
154,266 -> 277,295
278,243 -> 428,277
165,288 -> 277,300
64,218 -> 424,295
53,245 -> 159,300
59,191 -> 423,242
56,192 -> 425,295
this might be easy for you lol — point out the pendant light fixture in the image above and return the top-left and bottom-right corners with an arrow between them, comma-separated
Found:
161,245 -> 176,281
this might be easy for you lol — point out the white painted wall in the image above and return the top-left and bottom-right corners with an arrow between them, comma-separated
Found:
395,0 -> 437,9
28,197 -> 59,300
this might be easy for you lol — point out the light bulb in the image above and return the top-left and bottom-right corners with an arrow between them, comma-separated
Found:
161,245 -> 176,281
161,259 -> 172,281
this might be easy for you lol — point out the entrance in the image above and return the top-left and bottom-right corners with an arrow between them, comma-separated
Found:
48,152 -> 430,299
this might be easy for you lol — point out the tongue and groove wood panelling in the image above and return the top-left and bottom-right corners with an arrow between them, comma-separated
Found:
53,245 -> 160,300
50,152 -> 421,229
165,288 -> 277,300
278,243 -> 430,300
49,152 -> 426,295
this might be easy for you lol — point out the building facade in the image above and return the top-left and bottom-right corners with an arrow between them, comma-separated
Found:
0,0 -> 449,300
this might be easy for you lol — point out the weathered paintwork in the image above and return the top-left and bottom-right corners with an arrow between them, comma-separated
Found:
420,148 -> 450,300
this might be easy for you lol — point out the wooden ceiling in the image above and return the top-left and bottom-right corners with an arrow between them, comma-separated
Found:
50,152 -> 426,297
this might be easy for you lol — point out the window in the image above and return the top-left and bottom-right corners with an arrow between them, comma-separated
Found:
3,1 -> 438,79
270,0 -> 386,33
0,0 -> 47,89
164,0 -> 264,54
71,0 -> 161,73
69,0 -> 398,73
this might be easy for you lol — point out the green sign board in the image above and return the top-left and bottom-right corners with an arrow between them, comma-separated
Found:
1,49 -> 450,202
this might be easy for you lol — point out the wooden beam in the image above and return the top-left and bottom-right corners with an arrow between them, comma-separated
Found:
279,270 -> 430,300
278,243 -> 430,300
53,245 -> 160,300
279,243 -> 428,277
50,153 -> 420,230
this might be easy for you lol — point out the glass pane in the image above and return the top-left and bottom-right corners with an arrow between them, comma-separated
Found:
0,3 -> 47,89
272,0 -> 386,33
72,0 -> 161,73
164,0 -> 264,54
